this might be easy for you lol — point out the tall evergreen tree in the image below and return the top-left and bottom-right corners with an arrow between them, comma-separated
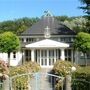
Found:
79,0 -> 90,14
79,0 -> 90,33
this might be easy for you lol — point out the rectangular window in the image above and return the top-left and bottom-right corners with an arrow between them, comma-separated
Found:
13,52 -> 16,59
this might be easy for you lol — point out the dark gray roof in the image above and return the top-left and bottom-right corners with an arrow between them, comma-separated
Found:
21,16 -> 76,35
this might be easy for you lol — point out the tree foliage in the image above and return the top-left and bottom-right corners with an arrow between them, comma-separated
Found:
63,17 -> 87,33
79,0 -> 90,14
79,0 -> 90,33
72,66 -> 90,90
0,16 -> 88,34
55,16 -> 72,22
74,32 -> 90,53
0,32 -> 20,53
0,17 -> 39,35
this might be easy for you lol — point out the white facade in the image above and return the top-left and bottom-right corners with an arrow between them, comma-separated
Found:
0,12 -> 90,67
25,39 -> 69,68
0,39 -> 72,67
0,52 -> 22,66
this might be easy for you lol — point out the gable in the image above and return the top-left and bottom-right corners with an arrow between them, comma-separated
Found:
25,39 -> 69,48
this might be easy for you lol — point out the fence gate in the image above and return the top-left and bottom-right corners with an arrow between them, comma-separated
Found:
10,72 -> 64,90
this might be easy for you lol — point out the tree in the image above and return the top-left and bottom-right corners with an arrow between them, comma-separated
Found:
73,32 -> 90,65
0,32 -> 20,66
79,0 -> 90,33
63,17 -> 87,33
0,17 -> 39,35
79,0 -> 90,14
55,16 -> 72,22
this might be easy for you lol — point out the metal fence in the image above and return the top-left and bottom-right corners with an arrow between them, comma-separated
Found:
10,72 -> 64,90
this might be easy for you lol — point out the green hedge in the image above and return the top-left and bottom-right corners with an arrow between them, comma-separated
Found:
10,61 -> 40,90
72,66 -> 90,80
72,66 -> 90,90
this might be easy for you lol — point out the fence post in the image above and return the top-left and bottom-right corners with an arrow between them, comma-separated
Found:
3,75 -> 9,90
65,75 -> 71,90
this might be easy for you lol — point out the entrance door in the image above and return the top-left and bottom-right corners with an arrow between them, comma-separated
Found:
49,50 -> 54,65
41,50 -> 47,66
35,49 -> 58,67
35,50 -> 48,67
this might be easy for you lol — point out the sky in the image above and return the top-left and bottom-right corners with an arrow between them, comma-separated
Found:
0,0 -> 84,22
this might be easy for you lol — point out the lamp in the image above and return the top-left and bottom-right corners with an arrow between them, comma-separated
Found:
71,66 -> 76,72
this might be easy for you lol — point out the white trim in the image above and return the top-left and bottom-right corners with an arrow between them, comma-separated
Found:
19,35 -> 76,38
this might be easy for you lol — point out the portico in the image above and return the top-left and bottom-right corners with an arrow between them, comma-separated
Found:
25,39 -> 69,67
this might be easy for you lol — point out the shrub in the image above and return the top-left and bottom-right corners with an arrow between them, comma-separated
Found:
72,66 -> 90,80
0,60 -> 9,75
53,60 -> 77,76
10,61 -> 40,90
10,61 -> 40,76
0,60 -> 9,81
53,60 -> 77,90
72,66 -> 90,90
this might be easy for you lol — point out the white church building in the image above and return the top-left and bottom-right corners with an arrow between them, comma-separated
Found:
0,12 -> 90,67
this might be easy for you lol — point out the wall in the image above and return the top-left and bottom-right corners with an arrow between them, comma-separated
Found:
0,51 -> 22,66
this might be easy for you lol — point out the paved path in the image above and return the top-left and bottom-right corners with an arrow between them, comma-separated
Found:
30,68 -> 55,90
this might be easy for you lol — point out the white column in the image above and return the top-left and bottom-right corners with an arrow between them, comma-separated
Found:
31,49 -> 35,62
47,50 -> 49,66
60,48 -> 65,60
54,49 -> 56,63
71,50 -> 73,63
40,50 -> 41,66
24,38 -> 26,42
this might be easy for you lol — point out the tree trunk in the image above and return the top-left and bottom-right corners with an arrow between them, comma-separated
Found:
85,53 -> 87,66
8,52 -> 10,67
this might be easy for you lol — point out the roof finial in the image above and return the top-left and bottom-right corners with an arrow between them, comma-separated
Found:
44,11 -> 53,17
